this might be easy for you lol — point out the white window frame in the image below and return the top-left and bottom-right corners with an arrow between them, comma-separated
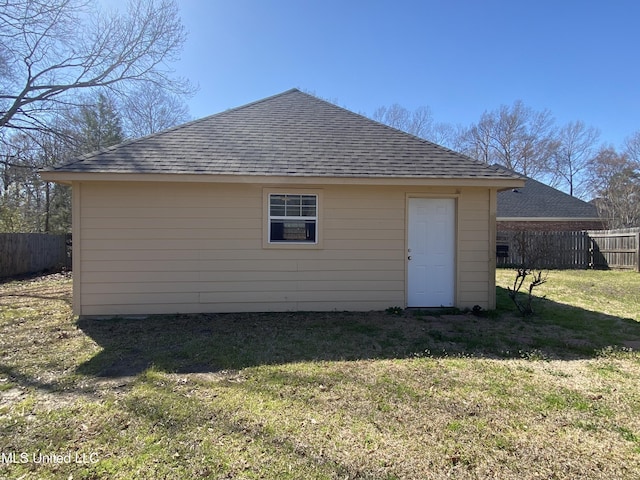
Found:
268,193 -> 318,244
263,189 -> 322,249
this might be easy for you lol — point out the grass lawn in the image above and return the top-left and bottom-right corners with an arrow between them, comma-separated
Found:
1,270 -> 639,479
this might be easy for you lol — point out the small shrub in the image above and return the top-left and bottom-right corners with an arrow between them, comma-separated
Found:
507,268 -> 547,316
385,306 -> 404,316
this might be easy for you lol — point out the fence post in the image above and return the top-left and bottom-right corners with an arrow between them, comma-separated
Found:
636,231 -> 640,272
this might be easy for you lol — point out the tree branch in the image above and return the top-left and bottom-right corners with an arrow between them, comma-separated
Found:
0,0 -> 192,137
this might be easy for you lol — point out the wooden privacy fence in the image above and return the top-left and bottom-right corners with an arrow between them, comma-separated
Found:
0,233 -> 71,278
587,228 -> 640,271
497,228 -> 640,271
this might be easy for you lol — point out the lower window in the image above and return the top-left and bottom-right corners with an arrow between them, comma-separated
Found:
268,194 -> 318,243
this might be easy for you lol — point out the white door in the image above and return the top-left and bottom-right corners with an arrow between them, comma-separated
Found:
407,198 -> 455,307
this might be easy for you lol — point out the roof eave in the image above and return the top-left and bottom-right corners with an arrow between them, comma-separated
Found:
41,171 -> 525,188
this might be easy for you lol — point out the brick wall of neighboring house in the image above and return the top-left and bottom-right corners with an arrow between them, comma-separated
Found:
497,220 -> 606,232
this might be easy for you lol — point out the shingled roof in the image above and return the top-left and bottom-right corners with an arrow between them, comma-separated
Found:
497,172 -> 600,219
47,89 -> 521,182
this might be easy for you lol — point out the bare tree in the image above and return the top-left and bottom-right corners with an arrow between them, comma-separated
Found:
458,101 -> 559,182
372,104 -> 431,137
371,103 -> 458,149
122,83 -> 190,138
0,125 -> 74,232
0,0 -> 193,142
624,130 -> 640,164
588,147 -> 640,228
1,132 -> 47,231
551,121 -> 600,198
428,122 -> 464,150
0,90 -> 127,233
468,101 -> 557,178
459,113 -> 494,164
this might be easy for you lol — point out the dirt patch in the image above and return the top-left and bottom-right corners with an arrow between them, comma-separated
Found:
0,387 -> 28,407
0,270 -> 72,286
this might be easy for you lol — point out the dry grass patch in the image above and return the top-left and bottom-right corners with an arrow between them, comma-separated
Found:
1,271 -> 640,479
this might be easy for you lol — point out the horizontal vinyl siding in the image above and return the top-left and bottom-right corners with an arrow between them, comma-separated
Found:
76,182 -> 494,315
457,188 -> 492,308
78,183 -> 407,315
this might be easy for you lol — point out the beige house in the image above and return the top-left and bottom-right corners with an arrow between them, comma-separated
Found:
43,89 -> 523,316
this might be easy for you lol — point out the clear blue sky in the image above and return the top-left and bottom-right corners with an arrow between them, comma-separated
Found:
116,0 -> 640,148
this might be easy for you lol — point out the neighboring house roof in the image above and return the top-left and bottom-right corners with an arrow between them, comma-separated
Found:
45,89 -> 521,185
497,172 -> 600,220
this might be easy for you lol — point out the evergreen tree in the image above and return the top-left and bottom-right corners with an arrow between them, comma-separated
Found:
75,93 -> 125,154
